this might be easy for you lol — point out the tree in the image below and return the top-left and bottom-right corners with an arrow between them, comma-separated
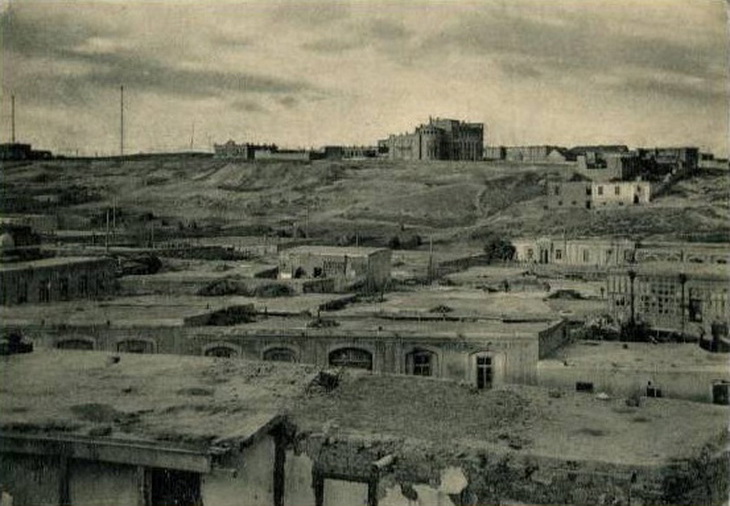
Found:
483,234 -> 515,262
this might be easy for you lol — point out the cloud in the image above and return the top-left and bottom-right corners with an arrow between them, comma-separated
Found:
610,75 -> 726,103
1,6 -> 323,105
270,1 -> 350,26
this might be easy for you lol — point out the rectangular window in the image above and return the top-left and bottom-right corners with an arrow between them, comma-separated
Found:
476,356 -> 493,389
555,249 -> 563,260
597,186 -> 604,196
615,186 -> 621,195
576,381 -> 594,393
582,250 -> 590,263
586,187 -> 592,196
554,186 -> 560,195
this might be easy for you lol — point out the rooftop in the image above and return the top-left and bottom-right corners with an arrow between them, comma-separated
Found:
288,372 -> 729,466
336,288 -> 558,321
0,294 -> 352,327
540,341 -> 730,373
3,351 -> 726,466
0,351 -> 317,448
613,262 -> 730,279
0,256 -> 111,273
283,245 -> 389,257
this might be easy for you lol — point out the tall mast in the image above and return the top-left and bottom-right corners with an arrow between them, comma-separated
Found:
11,94 -> 15,143
120,85 -> 124,156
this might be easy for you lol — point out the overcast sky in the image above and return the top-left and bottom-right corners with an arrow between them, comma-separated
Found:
1,0 -> 728,156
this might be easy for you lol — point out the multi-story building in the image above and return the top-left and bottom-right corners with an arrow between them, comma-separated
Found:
576,152 -> 642,181
637,147 -> 699,176
607,263 -> 729,337
546,181 -> 651,209
213,140 -> 277,160
384,117 -> 484,161
513,237 -> 729,268
504,145 -> 571,163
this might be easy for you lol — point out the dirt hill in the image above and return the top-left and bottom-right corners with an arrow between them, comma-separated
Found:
1,157 -> 728,246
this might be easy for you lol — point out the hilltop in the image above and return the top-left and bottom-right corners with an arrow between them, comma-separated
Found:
1,157 -> 728,246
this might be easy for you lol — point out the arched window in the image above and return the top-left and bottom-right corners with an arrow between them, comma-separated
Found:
57,339 -> 94,351
405,349 -> 437,377
263,347 -> 297,363
117,339 -> 154,354
328,347 -> 372,370
204,346 -> 238,358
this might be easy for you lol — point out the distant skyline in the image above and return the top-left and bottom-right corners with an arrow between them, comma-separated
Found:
1,0 -> 728,156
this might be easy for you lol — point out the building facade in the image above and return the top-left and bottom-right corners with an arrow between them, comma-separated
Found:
513,237 -> 636,266
576,152 -> 642,182
0,257 -> 116,305
513,238 -> 728,268
606,263 -> 729,336
503,145 -> 570,163
279,246 -> 391,292
385,117 -> 484,161
546,181 -> 651,209
213,140 -> 277,160
16,317 -> 569,389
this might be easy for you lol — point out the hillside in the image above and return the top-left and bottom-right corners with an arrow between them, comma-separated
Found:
1,157 -> 728,246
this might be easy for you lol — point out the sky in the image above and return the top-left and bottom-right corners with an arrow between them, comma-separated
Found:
1,0 -> 728,156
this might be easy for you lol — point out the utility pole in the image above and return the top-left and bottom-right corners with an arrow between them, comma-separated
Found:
105,209 -> 110,252
11,94 -> 15,143
120,85 -> 124,156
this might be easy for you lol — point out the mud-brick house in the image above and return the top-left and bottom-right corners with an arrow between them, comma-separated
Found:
279,246 -> 391,293
2,350 -> 728,506
0,256 -> 116,305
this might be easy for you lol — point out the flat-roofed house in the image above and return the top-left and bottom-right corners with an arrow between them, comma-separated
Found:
279,246 -> 391,292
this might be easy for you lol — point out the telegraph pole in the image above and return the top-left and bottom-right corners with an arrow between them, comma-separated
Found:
120,86 -> 125,156
11,94 -> 15,143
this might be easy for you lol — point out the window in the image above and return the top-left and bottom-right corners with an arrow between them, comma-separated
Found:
582,250 -> 591,263
263,347 -> 297,362
205,346 -> 238,358
59,278 -> 69,301
689,298 -> 703,322
313,267 -> 323,278
586,187 -> 592,196
597,186 -> 604,196
526,248 -> 534,260
576,381 -> 594,393
476,355 -> 493,389
555,249 -> 563,260
558,200 -> 563,206
407,350 -> 435,377
614,186 -> 621,195
329,348 -> 373,370
554,186 -> 560,195
149,469 -> 201,506
38,280 -> 51,303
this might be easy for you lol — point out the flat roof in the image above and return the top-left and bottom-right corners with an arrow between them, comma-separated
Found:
283,245 -> 388,257
0,351 -> 317,448
290,373 -> 728,466
336,288 -> 558,320
540,341 -> 730,373
0,294 -> 351,327
611,262 -> 729,279
2,351 -> 726,467
0,256 -> 112,273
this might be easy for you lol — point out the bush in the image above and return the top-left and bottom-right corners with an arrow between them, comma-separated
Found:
483,233 -> 515,262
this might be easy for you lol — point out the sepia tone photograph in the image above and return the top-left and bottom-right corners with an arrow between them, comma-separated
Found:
0,0 -> 728,505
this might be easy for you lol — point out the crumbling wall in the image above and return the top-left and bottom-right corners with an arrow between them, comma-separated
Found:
202,434 -> 276,506
285,431 -> 724,506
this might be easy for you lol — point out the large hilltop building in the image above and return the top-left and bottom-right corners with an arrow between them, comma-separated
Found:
384,117 -> 484,161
